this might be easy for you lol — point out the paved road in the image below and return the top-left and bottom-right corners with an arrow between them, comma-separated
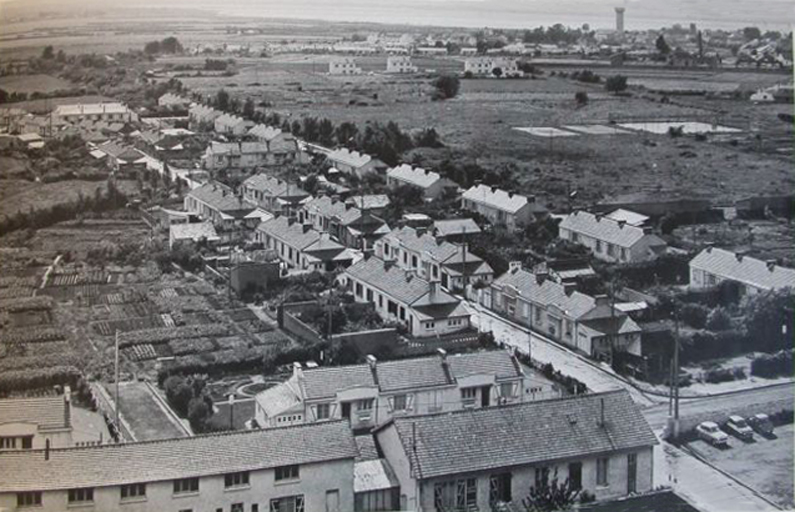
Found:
643,382 -> 794,430
466,301 -> 658,406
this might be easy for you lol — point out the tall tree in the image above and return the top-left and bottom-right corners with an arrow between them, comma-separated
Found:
656,34 -> 671,55
215,89 -> 230,111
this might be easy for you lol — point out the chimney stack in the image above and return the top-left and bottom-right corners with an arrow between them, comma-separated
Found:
366,354 -> 377,370
292,361 -> 304,379
437,348 -> 447,362
509,261 -> 522,273
766,259 -> 777,271
302,223 -> 312,234
64,386 -> 72,429
535,269 -> 549,285
563,281 -> 577,296
594,294 -> 610,307
428,280 -> 439,299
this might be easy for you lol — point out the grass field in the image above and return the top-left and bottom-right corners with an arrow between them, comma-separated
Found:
110,381 -> 189,441
0,73 -> 75,93
0,179 -> 108,219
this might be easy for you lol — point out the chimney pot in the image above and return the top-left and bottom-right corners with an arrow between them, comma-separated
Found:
509,261 -> 522,273
437,348 -> 447,361
766,259 -> 776,271
366,354 -> 377,369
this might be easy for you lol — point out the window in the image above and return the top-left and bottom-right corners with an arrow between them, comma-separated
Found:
21,436 -> 32,449
429,390 -> 443,413
571,232 -> 579,243
275,465 -> 300,482
461,387 -> 477,407
316,403 -> 331,420
424,321 -> 435,330
620,247 -> 628,261
0,437 -> 16,449
17,492 -> 42,507
534,306 -> 542,322
355,282 -> 363,297
393,394 -> 407,411
433,478 -> 476,512
356,398 -> 374,411
378,295 -> 383,308
499,382 -> 514,399
627,453 -> 637,494
387,300 -> 398,316
595,240 -> 602,252
270,495 -> 305,512
399,306 -> 406,321
225,471 -> 250,488
534,467 -> 550,490
68,488 -> 94,503
120,483 -> 146,500
607,244 -> 616,257
232,504 -> 244,512
366,289 -> 373,302
173,477 -> 199,494
253,505 -> 260,512
489,473 -> 512,504
596,457 -> 609,487
412,255 -> 418,268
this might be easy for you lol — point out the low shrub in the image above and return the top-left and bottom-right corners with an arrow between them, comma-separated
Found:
750,350 -> 793,378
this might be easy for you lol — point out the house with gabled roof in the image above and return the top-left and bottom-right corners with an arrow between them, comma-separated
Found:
242,173 -> 311,215
326,148 -> 387,178
558,210 -> 667,264
487,264 -> 641,360
0,420 -> 357,512
0,393 -> 74,451
214,113 -> 251,136
689,246 -> 795,295
188,104 -> 222,131
374,389 -> 657,512
349,194 -> 391,215
386,164 -> 458,200
53,102 -> 136,124
95,141 -> 147,175
183,181 -> 258,233
342,256 -> 471,337
255,216 -> 356,272
254,349 -> 544,431
157,92 -> 190,109
374,226 -> 493,292
462,185 -> 547,230
432,218 -> 482,241
299,196 -> 390,250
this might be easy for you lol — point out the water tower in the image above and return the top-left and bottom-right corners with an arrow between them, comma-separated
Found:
615,7 -> 625,34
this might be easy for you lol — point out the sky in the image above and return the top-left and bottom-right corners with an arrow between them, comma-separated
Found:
2,0 -> 794,31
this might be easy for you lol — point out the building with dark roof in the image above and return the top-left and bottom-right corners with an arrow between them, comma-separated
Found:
374,226 -> 493,292
255,216 -> 356,272
0,394 -> 73,451
299,196 -> 390,250
558,210 -> 667,264
253,350 -> 555,432
375,389 -> 657,512
343,256 -> 471,337
183,181 -> 258,234
242,173 -> 310,215
487,264 -> 642,360
0,420 -> 357,512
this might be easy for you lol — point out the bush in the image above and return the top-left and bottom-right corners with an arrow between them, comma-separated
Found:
605,75 -> 628,93
704,367 -> 735,383
575,91 -> 589,105
750,350 -> 793,378
187,396 -> 213,432
706,307 -> 732,331
680,303 -> 708,329
433,75 -> 460,100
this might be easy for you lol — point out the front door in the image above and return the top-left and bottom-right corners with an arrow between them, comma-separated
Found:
481,385 -> 491,407
341,402 -> 351,420
627,453 -> 637,494
325,489 -> 340,512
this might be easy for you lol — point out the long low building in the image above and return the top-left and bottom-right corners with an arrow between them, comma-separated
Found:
0,421 -> 357,512
689,246 -> 795,295
255,216 -> 356,272
374,389 -> 657,512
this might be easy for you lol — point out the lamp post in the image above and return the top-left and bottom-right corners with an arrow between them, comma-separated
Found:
228,393 -> 235,431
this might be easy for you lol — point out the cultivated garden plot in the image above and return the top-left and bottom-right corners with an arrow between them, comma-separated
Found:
617,121 -> 743,135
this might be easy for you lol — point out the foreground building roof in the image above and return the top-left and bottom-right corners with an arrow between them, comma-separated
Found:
0,396 -> 69,431
0,420 -> 357,492
384,389 -> 657,479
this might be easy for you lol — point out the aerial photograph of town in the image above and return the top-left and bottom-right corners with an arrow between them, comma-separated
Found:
0,0 -> 792,510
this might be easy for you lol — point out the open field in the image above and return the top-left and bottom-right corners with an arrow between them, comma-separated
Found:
688,423 -> 794,508
0,73 -> 75,93
0,180 -> 109,219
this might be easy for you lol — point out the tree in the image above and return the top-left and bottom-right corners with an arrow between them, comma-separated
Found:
144,40 -> 162,55
335,121 -> 359,145
574,91 -> 589,105
187,396 -> 212,431
492,67 -> 503,77
743,26 -> 762,41
521,468 -> 581,512
160,36 -> 183,54
41,45 -> 55,59
318,118 -> 335,146
414,128 -> 443,148
164,376 -> 193,417
605,75 -> 628,94
656,34 -> 671,55
215,88 -> 230,111
433,75 -> 460,100
242,97 -> 255,119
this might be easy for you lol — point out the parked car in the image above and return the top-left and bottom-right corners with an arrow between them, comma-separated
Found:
725,415 -> 754,441
664,371 -> 693,387
748,413 -> 775,436
696,421 -> 729,447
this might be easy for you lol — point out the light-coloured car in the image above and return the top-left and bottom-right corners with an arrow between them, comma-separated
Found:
696,421 -> 729,447
725,415 -> 754,441
748,413 -> 774,436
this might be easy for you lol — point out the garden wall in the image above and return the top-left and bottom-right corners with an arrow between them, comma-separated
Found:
279,301 -> 323,345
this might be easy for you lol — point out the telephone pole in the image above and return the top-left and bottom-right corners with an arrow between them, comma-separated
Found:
114,330 -> 120,437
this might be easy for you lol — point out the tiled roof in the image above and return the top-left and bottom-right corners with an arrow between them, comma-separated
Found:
244,173 -> 308,198
382,227 -> 486,270
345,256 -> 457,306
492,268 -> 596,319
327,148 -> 378,168
257,216 -> 340,251
170,222 -> 219,242
389,390 -> 657,479
354,459 -> 400,493
387,164 -> 442,189
215,113 -> 246,128
0,396 -> 68,431
0,421 -> 357,493
304,196 -> 363,226
462,185 -> 534,214
189,104 -> 222,120
248,124 -> 283,141
96,141 -> 144,161
187,182 -> 256,214
351,194 -> 391,210
254,380 -> 303,417
690,247 -> 795,291
297,350 -> 520,400
54,103 -> 130,116
208,141 -> 272,155
605,208 -> 650,227
433,218 -> 482,237
560,210 -> 667,248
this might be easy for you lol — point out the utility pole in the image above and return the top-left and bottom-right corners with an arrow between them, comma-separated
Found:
229,394 -> 235,430
667,308 -> 681,438
114,330 -> 120,438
